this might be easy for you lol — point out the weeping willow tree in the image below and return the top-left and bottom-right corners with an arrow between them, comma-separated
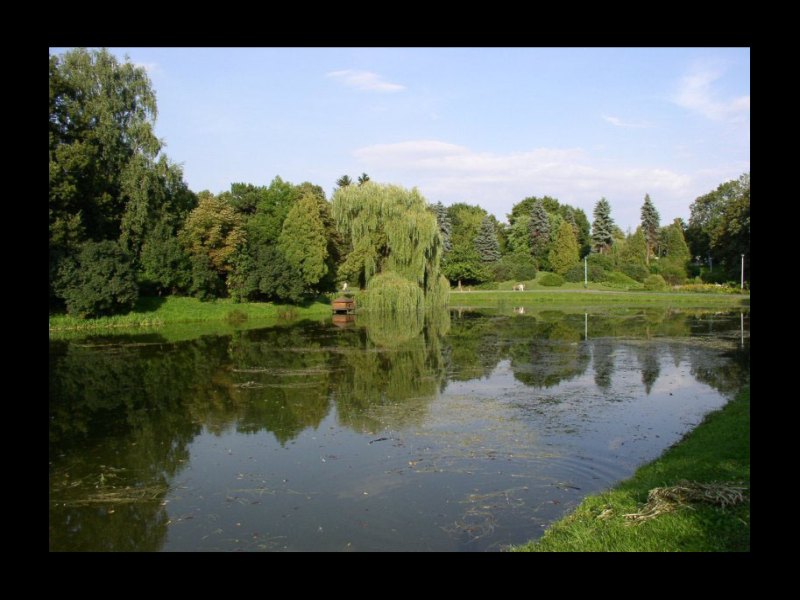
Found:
332,182 -> 449,312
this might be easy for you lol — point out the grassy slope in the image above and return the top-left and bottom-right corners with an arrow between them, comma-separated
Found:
49,296 -> 332,331
511,386 -> 750,552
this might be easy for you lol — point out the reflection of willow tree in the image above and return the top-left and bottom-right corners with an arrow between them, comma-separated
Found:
49,334 -> 224,551
508,314 -> 590,388
591,339 -> 615,391
332,313 -> 448,433
221,324 -> 335,445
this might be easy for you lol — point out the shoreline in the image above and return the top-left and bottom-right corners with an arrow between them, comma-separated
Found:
49,291 -> 749,333
510,385 -> 750,552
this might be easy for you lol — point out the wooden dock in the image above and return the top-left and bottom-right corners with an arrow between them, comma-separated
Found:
332,296 -> 355,314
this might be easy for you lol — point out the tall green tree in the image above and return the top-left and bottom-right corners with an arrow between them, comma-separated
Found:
662,219 -> 691,264
507,214 -> 532,255
686,173 -> 750,281
572,208 -> 592,258
139,217 -> 192,295
619,227 -> 647,269
228,244 -> 304,303
474,215 -> 501,263
431,201 -> 452,253
441,246 -> 486,287
49,47 -> 192,306
55,240 -> 139,317
179,193 -> 245,296
227,177 -> 337,302
592,198 -> 615,254
246,177 -> 301,245
528,198 -> 551,263
357,173 -> 371,185
278,192 -> 331,292
447,203 -> 487,249
508,195 -> 560,226
548,220 -> 580,275
227,182 -> 267,216
640,194 -> 660,265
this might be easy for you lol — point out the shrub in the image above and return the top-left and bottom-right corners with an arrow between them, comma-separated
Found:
643,274 -> 668,291
671,283 -> 743,294
588,253 -> 615,272
567,263 -> 609,283
620,262 -> 650,283
564,264 -> 585,283
589,264 -> 608,282
659,261 -> 687,285
686,263 -> 701,279
491,253 -> 537,282
602,271 -> 641,288
55,240 -> 139,318
700,268 -> 729,284
538,272 -> 565,287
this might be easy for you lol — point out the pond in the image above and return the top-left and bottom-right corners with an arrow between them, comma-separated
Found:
49,306 -> 749,551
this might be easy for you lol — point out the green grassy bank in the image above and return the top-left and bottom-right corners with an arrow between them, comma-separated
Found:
450,289 -> 750,309
511,386 -> 750,552
50,289 -> 749,333
49,295 -> 332,332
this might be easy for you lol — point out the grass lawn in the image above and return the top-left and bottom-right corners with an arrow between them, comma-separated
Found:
511,386 -> 750,552
49,295 -> 332,331
50,284 -> 749,333
449,288 -> 749,309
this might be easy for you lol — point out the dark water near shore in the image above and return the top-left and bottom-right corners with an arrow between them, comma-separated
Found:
49,307 -> 749,551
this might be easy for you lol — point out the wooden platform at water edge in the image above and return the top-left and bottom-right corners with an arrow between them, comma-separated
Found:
331,296 -> 356,314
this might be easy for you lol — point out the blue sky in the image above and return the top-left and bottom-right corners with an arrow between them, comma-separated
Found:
52,47 -> 749,231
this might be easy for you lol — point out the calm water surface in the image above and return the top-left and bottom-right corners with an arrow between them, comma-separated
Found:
49,307 -> 749,551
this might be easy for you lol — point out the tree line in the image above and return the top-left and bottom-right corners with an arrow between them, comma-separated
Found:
49,48 -> 750,318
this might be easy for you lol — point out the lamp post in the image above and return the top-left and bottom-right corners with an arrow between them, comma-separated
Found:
741,254 -> 745,290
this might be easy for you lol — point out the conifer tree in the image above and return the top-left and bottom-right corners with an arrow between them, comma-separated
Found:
431,201 -> 452,253
592,198 -> 615,254
548,220 -> 580,275
528,198 -> 551,261
640,193 -> 660,265
474,215 -> 501,263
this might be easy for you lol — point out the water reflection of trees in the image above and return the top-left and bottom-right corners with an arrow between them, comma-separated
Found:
49,314 -> 451,550
444,308 -> 747,395
592,339 -> 615,390
49,335 -> 215,551
49,308 -> 748,550
332,312 -> 448,433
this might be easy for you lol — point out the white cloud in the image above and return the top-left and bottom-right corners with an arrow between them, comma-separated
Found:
602,115 -> 650,128
353,139 -> 711,229
674,64 -> 749,122
326,69 -> 405,93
